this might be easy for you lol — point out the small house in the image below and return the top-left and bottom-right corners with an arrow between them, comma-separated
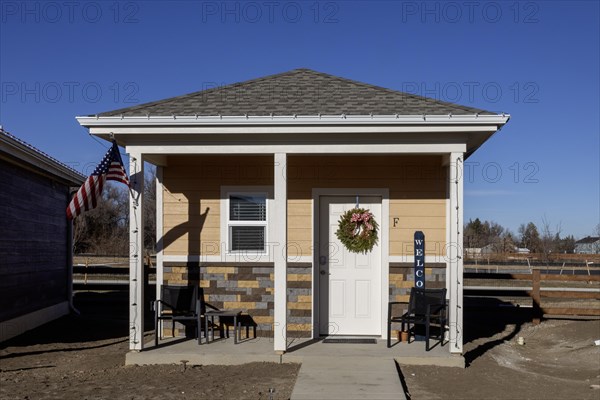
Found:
76,69 -> 510,356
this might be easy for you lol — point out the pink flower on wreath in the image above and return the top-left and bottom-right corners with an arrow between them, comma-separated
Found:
351,213 -> 362,222
362,212 -> 371,222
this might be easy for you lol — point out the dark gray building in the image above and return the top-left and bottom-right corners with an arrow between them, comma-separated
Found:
0,128 -> 85,342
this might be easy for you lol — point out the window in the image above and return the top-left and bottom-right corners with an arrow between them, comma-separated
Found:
227,193 -> 267,252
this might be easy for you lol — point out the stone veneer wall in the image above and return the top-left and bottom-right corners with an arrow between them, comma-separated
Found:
162,262 -> 312,338
162,261 -> 446,339
286,264 -> 312,338
389,263 -> 447,337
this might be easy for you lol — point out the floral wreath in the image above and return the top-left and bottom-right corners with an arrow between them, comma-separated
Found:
335,208 -> 379,253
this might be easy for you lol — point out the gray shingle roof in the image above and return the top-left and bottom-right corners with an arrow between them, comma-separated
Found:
575,236 -> 600,244
96,68 -> 498,117
0,128 -> 85,184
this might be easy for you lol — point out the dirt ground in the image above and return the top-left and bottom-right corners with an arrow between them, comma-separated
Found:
402,308 -> 600,400
1,293 -> 599,400
0,293 -> 299,400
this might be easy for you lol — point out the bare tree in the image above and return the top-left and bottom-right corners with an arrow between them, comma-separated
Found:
72,182 -> 129,255
72,162 -> 157,257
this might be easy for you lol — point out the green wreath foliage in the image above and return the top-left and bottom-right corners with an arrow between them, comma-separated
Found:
335,208 -> 379,254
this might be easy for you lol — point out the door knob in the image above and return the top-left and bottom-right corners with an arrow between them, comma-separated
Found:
320,270 -> 327,276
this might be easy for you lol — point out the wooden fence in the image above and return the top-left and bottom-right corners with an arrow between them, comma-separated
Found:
73,255 -> 155,291
464,268 -> 600,323
464,252 -> 600,265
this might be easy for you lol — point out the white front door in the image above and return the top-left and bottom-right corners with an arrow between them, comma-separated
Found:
319,196 -> 382,336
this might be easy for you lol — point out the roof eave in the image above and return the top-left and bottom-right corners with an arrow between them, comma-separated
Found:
0,133 -> 86,185
76,114 -> 510,127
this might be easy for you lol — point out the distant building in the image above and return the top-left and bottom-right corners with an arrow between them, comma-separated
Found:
475,244 -> 529,255
0,129 -> 85,342
574,236 -> 600,254
481,244 -> 496,254
465,248 -> 482,256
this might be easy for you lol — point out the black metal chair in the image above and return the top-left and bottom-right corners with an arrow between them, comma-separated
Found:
154,285 -> 205,346
387,287 -> 447,351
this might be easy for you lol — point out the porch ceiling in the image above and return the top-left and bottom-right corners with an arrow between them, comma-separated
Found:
80,128 -> 499,164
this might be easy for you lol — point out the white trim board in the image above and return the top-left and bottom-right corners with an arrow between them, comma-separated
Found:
220,186 -> 274,257
162,255 -> 312,264
0,302 -> 69,343
125,143 -> 467,155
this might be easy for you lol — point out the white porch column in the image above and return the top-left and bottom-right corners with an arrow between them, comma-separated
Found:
448,152 -> 464,354
129,153 -> 145,351
155,166 -> 164,303
273,153 -> 287,353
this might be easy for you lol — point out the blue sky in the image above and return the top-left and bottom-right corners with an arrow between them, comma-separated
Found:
1,0 -> 599,238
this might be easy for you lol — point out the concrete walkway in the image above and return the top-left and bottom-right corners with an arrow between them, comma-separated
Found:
290,356 -> 406,400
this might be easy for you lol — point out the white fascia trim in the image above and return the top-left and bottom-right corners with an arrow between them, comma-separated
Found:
76,114 -> 510,127
89,125 -> 498,135
126,143 -> 467,155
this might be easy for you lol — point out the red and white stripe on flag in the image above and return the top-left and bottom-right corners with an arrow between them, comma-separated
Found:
66,141 -> 129,220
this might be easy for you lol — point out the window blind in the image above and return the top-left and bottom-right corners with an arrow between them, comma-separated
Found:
229,195 -> 266,221
230,226 -> 265,251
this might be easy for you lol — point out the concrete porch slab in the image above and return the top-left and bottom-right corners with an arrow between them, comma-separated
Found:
126,336 -> 464,368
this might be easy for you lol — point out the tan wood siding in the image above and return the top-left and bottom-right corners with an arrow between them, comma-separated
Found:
287,155 -> 447,257
162,155 -> 273,256
162,155 -> 446,257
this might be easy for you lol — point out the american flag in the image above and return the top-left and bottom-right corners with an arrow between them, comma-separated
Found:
67,140 -> 129,220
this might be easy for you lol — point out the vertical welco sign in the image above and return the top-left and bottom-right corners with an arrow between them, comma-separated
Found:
414,231 -> 425,288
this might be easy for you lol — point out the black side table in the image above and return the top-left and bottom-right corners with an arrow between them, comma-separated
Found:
203,310 -> 242,344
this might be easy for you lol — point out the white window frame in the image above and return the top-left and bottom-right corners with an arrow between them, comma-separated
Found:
221,186 -> 273,257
